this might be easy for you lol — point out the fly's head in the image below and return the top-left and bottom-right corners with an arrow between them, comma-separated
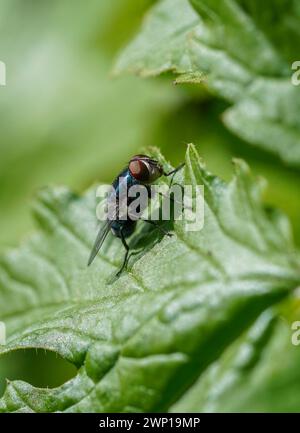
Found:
128,154 -> 163,184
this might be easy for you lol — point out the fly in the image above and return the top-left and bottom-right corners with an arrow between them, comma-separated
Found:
88,154 -> 184,276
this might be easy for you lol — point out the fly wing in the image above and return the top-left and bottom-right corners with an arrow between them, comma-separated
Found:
87,219 -> 113,266
88,176 -> 130,266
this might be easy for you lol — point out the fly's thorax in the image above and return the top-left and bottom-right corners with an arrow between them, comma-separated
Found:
109,171 -> 152,222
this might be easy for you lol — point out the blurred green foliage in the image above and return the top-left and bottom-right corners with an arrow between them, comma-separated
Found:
0,0 -> 179,250
0,0 -> 300,403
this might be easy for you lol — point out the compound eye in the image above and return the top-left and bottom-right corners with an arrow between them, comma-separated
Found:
129,159 -> 150,182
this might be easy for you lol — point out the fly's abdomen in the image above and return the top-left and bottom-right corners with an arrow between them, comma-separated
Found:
111,220 -> 136,238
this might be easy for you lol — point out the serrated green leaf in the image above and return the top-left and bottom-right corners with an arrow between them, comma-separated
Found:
115,0 -> 300,167
0,145 -> 299,412
114,0 -> 201,77
171,296 -> 300,412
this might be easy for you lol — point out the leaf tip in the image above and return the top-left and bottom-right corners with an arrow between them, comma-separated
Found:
186,143 -> 206,169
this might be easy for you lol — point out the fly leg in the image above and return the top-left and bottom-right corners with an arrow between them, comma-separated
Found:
142,219 -> 173,237
163,162 -> 185,177
116,228 -> 130,277
163,163 -> 185,186
161,163 -> 192,214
